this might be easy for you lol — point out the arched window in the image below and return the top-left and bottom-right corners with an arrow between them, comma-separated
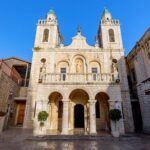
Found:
43,29 -> 49,42
109,29 -> 115,42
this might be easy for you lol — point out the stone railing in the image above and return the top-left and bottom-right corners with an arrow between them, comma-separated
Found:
38,19 -> 57,25
38,20 -> 47,25
101,19 -> 120,25
40,73 -> 116,84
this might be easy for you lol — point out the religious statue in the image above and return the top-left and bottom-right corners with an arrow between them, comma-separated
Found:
112,59 -> 119,83
76,59 -> 83,73
39,63 -> 46,83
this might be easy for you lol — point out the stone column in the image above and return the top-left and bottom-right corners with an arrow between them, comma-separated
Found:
61,100 -> 69,135
89,100 -> 97,135
108,100 -> 115,133
115,101 -> 125,134
108,100 -> 125,135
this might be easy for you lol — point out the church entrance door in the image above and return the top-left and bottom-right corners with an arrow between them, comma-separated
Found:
74,104 -> 84,128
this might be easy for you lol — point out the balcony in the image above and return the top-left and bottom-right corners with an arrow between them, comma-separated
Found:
39,73 -> 117,84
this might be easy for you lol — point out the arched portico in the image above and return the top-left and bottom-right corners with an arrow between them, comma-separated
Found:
69,89 -> 89,133
95,92 -> 110,132
48,92 -> 63,132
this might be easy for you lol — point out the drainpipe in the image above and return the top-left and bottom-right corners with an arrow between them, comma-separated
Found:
24,64 -> 29,87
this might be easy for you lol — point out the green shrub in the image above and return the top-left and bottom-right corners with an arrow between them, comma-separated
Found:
38,111 -> 49,127
109,109 -> 122,122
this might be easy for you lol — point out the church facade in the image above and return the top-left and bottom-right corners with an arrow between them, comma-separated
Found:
23,9 -> 134,135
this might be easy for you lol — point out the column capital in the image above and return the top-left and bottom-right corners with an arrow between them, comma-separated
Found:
88,100 -> 96,104
108,99 -> 122,102
62,100 -> 69,103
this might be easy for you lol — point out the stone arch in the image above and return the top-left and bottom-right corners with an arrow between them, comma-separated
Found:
95,91 -> 109,98
47,89 -> 65,100
68,89 -> 89,130
48,91 -> 63,132
67,87 -> 92,100
56,60 -> 70,73
89,60 -> 101,75
72,54 -> 86,61
71,54 -> 87,73
69,89 -> 89,104
48,91 -> 63,103
95,92 -> 110,132
57,60 -> 70,66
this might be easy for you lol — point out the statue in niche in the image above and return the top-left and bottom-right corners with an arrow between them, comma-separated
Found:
112,59 -> 119,83
112,62 -> 118,73
76,59 -> 84,73
39,62 -> 46,83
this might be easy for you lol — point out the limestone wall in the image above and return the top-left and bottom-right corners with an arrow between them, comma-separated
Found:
0,71 -> 19,112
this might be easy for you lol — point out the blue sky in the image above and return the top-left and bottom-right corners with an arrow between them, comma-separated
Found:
0,0 -> 149,62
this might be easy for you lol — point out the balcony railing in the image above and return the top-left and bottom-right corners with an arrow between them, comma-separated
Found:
40,73 -> 117,84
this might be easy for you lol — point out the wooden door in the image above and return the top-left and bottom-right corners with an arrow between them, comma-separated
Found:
17,102 -> 26,125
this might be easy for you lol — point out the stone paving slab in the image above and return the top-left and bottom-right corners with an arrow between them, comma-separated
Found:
0,128 -> 150,150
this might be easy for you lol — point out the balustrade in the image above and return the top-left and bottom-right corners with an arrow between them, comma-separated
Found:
40,73 -> 115,83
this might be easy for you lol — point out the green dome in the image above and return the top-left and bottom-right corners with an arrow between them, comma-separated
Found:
103,8 -> 110,15
48,9 -> 55,15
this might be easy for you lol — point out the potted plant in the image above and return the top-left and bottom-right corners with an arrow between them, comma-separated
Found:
0,112 -> 6,132
38,111 -> 49,132
109,109 -> 122,137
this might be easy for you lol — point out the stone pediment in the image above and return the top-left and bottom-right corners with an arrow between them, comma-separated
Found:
65,32 -> 94,49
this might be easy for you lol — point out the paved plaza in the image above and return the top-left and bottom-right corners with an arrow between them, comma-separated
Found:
0,128 -> 150,150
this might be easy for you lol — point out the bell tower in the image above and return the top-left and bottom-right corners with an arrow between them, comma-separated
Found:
34,9 -> 60,49
98,8 -> 123,49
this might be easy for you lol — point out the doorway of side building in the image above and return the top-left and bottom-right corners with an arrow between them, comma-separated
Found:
16,101 -> 26,125
131,101 -> 143,133
74,104 -> 84,128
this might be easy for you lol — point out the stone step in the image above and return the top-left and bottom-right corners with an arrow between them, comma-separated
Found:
26,134 -> 141,141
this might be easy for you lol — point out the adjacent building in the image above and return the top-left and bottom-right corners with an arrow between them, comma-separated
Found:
0,57 -> 31,127
127,28 -> 150,133
23,9 -> 134,135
